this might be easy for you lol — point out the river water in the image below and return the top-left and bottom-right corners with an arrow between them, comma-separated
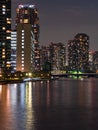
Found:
0,78 -> 98,130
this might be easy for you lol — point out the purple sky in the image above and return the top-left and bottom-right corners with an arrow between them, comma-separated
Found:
12,0 -> 98,50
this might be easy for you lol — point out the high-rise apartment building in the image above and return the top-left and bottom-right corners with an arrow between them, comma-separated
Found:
48,42 -> 66,71
40,45 -> 51,71
40,43 -> 66,72
68,33 -> 89,72
89,51 -> 98,72
89,51 -> 94,72
16,4 -> 40,72
0,0 -> 11,74
93,51 -> 98,72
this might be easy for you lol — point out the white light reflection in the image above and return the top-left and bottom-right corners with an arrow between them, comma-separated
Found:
25,82 -> 35,130
13,84 -> 17,89
28,82 -> 32,105
26,82 -> 32,106
0,85 -> 2,100
32,82 -> 35,87
85,79 -> 92,108
40,80 -> 43,85
20,83 -> 25,106
6,86 -> 10,106
46,80 -> 50,107
0,85 -> 2,92
7,84 -> 17,106
78,79 -> 92,108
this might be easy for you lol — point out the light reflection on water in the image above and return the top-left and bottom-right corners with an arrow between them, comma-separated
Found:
0,78 -> 98,130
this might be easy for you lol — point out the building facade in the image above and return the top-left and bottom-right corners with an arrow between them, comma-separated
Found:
16,4 -> 40,72
68,33 -> 89,72
11,30 -> 17,72
40,43 -> 66,72
48,42 -> 66,71
40,45 -> 51,71
0,0 -> 11,74
93,51 -> 98,72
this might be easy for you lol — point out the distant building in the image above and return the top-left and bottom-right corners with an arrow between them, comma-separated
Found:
93,51 -> 98,72
16,4 -> 40,72
89,51 -> 98,72
68,33 -> 89,72
0,0 -> 11,74
40,46 -> 49,69
68,40 -> 76,71
48,42 -> 66,71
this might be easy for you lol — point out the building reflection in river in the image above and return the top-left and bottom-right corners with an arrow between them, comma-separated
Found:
0,78 -> 98,130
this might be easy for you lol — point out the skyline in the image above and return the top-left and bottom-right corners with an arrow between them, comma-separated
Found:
12,0 -> 98,50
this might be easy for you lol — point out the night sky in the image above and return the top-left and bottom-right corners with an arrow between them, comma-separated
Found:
12,0 -> 98,50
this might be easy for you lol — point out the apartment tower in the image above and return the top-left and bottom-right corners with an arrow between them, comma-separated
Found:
16,4 -> 40,72
0,0 -> 11,74
68,33 -> 89,72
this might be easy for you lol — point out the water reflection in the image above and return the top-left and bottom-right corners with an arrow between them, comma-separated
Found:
0,78 -> 98,129
0,85 -> 2,100
46,81 -> 50,107
25,82 -> 35,130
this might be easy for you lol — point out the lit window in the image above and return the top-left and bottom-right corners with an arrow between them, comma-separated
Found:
35,10 -> 38,14
34,29 -> 37,33
6,64 -> 11,67
22,40 -> 24,42
2,43 -> 5,45
6,37 -> 11,39
7,20 -> 11,24
6,18 -> 10,20
6,30 -> 11,33
2,5 -> 6,8
2,49 -> 5,51
20,19 -> 23,23
2,12 -> 5,14
25,10 -> 28,14
2,27 -> 6,30
24,19 -> 28,23
2,52 -> 5,55
2,9 -> 6,11
2,55 -> 5,58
